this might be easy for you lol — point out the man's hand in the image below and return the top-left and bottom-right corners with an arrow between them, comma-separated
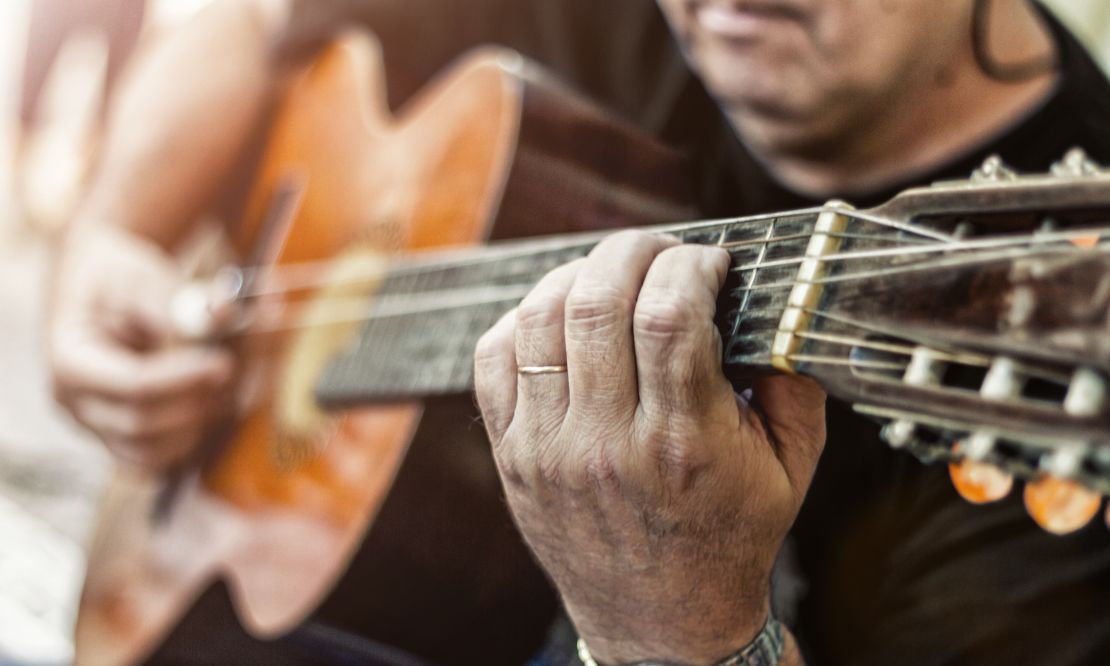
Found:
49,225 -> 235,472
474,231 -> 825,664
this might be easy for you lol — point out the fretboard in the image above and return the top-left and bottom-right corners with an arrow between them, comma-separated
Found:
315,209 -> 823,406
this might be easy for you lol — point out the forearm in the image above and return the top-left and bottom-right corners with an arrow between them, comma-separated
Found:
75,0 -> 293,248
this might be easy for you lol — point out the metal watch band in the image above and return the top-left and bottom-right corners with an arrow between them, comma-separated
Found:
576,615 -> 786,666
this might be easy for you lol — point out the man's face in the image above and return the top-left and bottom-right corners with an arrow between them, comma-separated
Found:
656,0 -> 971,150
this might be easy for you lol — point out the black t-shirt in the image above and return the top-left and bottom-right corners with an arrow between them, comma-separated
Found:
153,3 -> 1110,665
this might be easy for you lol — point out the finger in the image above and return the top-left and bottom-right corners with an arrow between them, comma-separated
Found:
514,260 -> 582,426
745,374 -> 827,495
633,245 -> 732,424
68,387 -> 228,444
104,430 -> 204,473
564,231 -> 678,422
52,337 -> 233,405
474,309 -> 518,445
71,225 -> 183,344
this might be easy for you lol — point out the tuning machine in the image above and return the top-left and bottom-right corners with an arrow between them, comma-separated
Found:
947,433 -> 1015,505
971,155 -> 1018,182
1050,147 -> 1104,178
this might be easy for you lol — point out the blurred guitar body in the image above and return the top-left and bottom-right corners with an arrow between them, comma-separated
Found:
74,33 -> 695,665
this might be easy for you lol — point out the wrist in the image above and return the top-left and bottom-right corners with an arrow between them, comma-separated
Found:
575,595 -> 772,666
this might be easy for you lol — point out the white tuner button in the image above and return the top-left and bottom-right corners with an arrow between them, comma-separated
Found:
882,420 -> 916,449
965,432 -> 996,462
1064,368 -> 1106,418
1041,445 -> 1086,479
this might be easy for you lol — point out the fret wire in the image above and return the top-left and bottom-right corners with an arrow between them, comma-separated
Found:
734,216 -> 779,337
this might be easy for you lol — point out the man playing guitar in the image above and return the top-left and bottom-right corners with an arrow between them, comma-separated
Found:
49,0 -> 1110,663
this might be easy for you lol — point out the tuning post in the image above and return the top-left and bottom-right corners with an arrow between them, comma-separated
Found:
980,357 -> 1024,401
1050,147 -> 1102,178
903,347 -> 945,387
881,419 -> 917,449
1040,444 -> 1086,480
972,155 -> 1018,182
964,431 -> 996,462
1064,367 -> 1106,418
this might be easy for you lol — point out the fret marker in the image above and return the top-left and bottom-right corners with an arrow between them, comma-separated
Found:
771,203 -> 852,373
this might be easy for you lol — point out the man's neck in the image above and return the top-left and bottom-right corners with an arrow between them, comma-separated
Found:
735,1 -> 1060,199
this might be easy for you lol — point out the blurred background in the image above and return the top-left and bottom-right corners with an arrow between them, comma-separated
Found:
0,1 -> 1106,664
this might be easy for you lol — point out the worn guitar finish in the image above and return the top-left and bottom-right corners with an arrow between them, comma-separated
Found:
78,33 -> 1110,666
76,36 -> 694,665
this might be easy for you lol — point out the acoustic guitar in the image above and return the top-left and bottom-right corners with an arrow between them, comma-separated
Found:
76,33 -> 1110,665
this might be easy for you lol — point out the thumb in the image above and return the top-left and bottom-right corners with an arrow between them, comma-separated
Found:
749,374 -> 826,496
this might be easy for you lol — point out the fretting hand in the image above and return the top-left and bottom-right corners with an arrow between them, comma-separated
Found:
474,230 -> 825,664
49,224 -> 236,472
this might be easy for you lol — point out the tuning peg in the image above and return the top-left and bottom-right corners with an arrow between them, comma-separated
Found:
949,440 -> 1013,504
1039,445 -> 1085,480
880,419 -> 916,448
971,155 -> 1018,182
1050,147 -> 1103,177
1064,367 -> 1106,418
1024,477 -> 1101,535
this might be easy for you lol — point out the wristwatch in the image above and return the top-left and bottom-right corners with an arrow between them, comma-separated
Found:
576,615 -> 786,666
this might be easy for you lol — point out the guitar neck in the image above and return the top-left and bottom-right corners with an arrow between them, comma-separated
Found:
315,208 -> 824,406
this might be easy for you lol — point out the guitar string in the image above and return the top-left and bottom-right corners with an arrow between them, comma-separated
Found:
226,215 -> 1104,305
232,229 -> 933,299
728,227 -> 1110,275
219,239 -> 1105,336
730,244 -> 1089,293
229,293 -> 1070,384
221,206 -> 954,300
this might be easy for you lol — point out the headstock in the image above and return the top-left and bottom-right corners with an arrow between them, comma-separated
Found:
777,149 -> 1110,534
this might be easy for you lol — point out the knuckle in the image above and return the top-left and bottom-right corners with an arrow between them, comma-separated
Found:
515,293 -> 564,333
535,454 -> 565,488
564,286 -> 631,334
473,326 -> 510,367
584,449 -> 622,489
115,409 -> 152,440
597,229 -> 657,254
491,437 -> 530,489
634,289 -> 697,340
654,438 -> 710,489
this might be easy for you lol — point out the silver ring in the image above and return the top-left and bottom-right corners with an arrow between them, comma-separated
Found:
517,364 -> 568,375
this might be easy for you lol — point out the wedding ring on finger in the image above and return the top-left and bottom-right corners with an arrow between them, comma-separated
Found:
517,365 -> 568,376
